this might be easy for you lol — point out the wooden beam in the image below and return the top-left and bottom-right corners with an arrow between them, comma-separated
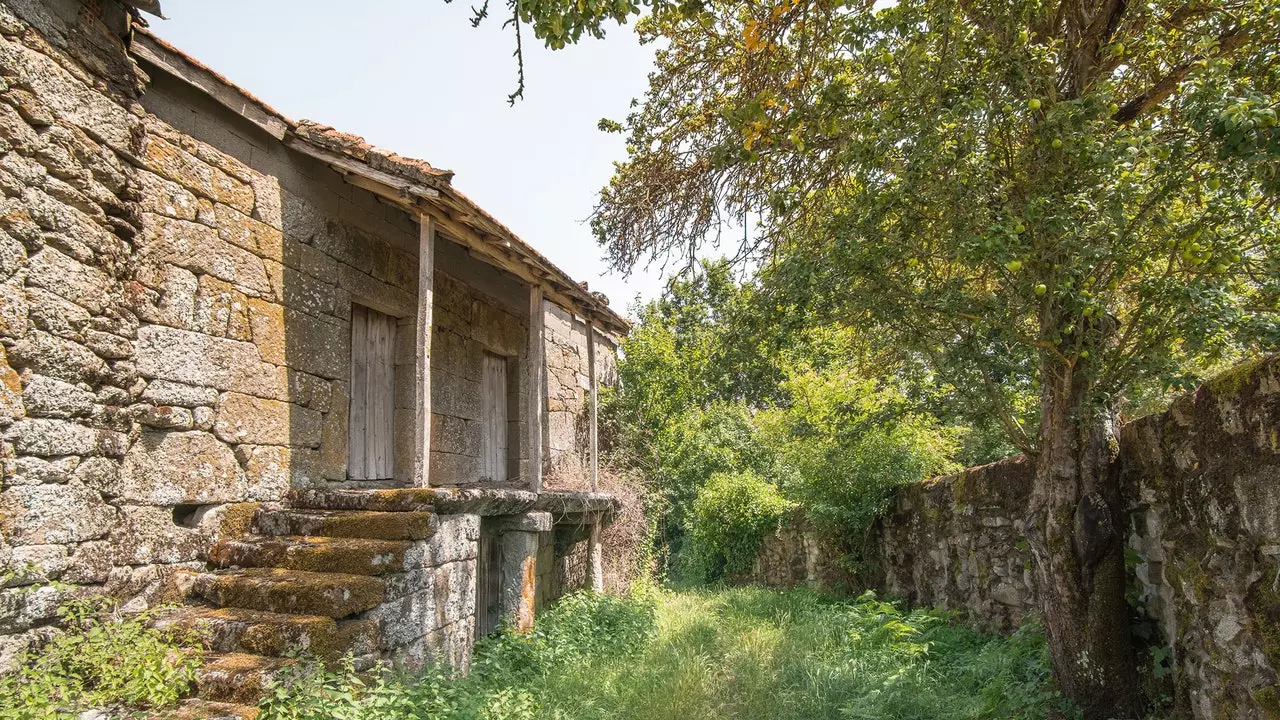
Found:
285,138 -> 628,337
526,286 -> 545,493
587,319 -> 599,492
131,33 -> 289,140
284,138 -> 441,201
414,215 -> 436,487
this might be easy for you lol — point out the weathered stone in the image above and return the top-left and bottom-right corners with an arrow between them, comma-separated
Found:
141,379 -> 220,408
0,583 -> 74,633
0,345 -> 20,424
214,392 -> 322,448
8,330 -> 107,384
83,330 -> 131,360
317,380 -> 348,480
236,444 -> 300,501
25,246 -> 110,314
2,543 -> 68,585
193,405 -> 214,431
21,373 -> 94,418
71,456 -> 119,494
136,171 -> 199,221
210,535 -> 413,577
191,568 -> 386,618
242,297 -> 285,365
139,135 -> 253,214
138,214 -> 270,297
0,482 -> 115,545
132,403 -> 194,430
1,455 -> 78,487
111,505 -> 204,565
117,431 -> 249,505
0,102 -> 40,155
4,418 -> 122,457
62,540 -> 112,584
0,282 -> 27,337
135,325 -> 288,400
336,263 -> 414,317
0,228 -> 25,280
255,509 -> 438,541
0,36 -> 141,152
193,274 -> 252,341
24,286 -> 89,339
215,202 -> 283,259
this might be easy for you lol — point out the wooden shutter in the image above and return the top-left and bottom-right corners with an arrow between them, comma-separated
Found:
481,352 -> 509,483
349,305 -> 396,480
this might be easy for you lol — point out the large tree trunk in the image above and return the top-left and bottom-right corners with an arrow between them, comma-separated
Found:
1024,361 -> 1141,719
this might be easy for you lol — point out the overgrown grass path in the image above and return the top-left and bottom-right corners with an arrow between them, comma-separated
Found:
487,586 -> 1070,720
250,586 -> 1073,719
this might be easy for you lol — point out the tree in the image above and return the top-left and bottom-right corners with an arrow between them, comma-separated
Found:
590,0 -> 1280,714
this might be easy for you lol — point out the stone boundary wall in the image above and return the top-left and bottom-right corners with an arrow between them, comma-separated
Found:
751,355 -> 1280,719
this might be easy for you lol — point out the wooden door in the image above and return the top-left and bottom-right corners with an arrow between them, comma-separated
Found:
349,304 -> 396,480
481,352 -> 508,483
476,520 -> 502,637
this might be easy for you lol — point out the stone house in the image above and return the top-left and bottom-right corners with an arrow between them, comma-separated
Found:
0,0 -> 627,710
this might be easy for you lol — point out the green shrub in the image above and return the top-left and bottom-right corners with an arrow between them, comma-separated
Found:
0,595 -> 202,718
757,367 -> 961,543
688,470 -> 795,578
257,590 -> 658,720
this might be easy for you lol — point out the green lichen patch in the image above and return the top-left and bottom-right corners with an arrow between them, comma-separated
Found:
193,568 -> 386,618
210,535 -> 410,576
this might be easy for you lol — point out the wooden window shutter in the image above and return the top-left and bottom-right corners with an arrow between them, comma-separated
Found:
349,304 -> 396,480
481,352 -> 509,483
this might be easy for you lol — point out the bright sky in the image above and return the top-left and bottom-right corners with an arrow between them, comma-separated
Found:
151,0 -> 669,317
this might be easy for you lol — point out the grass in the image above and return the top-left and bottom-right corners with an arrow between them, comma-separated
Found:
260,585 -> 1078,720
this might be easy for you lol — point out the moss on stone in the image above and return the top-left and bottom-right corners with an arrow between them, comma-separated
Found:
1205,356 -> 1269,398
1253,686 -> 1280,719
217,503 -> 260,540
1246,560 -> 1280,672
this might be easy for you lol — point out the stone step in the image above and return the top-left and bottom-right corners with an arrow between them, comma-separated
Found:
194,652 -> 294,706
286,487 -> 440,513
154,605 -> 378,659
255,508 -> 438,540
210,535 -> 413,576
160,699 -> 260,720
285,486 -> 540,515
190,568 -> 386,618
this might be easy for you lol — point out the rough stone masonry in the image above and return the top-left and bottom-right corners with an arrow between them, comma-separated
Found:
749,354 -> 1280,720
0,0 -> 625,684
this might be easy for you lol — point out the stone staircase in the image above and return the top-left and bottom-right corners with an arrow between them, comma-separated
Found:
154,491 -> 442,719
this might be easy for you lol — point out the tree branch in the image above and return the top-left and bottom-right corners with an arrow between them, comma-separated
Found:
1112,30 -> 1250,123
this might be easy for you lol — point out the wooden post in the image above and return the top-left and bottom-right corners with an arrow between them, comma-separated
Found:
587,514 -> 604,593
413,215 -> 436,487
526,285 -> 545,493
587,319 -> 598,492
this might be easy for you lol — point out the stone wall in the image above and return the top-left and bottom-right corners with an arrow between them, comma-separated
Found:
543,302 -> 617,489
877,455 -> 1037,632
745,510 -> 852,592
429,239 -> 530,487
356,513 -> 479,669
751,355 -> 1280,718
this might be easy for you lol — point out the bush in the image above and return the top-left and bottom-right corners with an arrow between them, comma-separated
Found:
0,595 -> 202,718
757,367 -> 961,544
688,470 -> 795,578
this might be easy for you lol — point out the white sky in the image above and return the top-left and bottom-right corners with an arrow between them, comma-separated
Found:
151,0 -> 670,317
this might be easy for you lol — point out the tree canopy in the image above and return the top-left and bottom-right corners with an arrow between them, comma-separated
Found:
594,0 -> 1278,443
